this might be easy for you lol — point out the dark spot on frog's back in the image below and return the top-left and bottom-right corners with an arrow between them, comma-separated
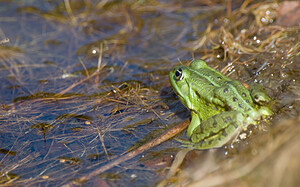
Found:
224,88 -> 228,93
222,130 -> 228,137
217,76 -> 221,80
242,92 -> 246,97
225,116 -> 232,123
227,105 -> 233,110
233,97 -> 238,102
233,122 -> 238,128
212,115 -> 218,128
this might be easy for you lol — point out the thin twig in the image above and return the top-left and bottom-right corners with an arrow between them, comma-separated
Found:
96,127 -> 109,159
79,58 -> 90,78
95,43 -> 103,84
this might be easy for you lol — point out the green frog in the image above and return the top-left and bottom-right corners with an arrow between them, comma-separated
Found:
169,59 -> 273,149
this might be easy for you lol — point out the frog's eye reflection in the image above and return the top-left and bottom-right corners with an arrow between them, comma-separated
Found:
175,68 -> 183,81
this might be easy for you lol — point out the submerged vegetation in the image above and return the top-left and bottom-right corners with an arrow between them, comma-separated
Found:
0,0 -> 299,186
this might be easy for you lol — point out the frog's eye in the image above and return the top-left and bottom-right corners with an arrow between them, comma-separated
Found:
175,68 -> 183,81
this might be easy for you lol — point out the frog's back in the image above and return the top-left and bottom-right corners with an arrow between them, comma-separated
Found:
214,80 -> 255,112
189,67 -> 231,87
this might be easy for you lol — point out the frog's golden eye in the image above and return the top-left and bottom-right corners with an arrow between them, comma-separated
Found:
175,68 -> 183,81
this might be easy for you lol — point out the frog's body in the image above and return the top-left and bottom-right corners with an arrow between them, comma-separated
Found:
169,60 -> 272,149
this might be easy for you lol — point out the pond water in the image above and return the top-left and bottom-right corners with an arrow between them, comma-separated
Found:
0,0 -> 299,186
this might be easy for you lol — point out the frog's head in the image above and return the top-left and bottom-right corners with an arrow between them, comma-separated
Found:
169,65 -> 191,108
169,60 -> 207,109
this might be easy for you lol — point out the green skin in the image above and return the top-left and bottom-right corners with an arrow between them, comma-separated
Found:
169,60 -> 273,149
